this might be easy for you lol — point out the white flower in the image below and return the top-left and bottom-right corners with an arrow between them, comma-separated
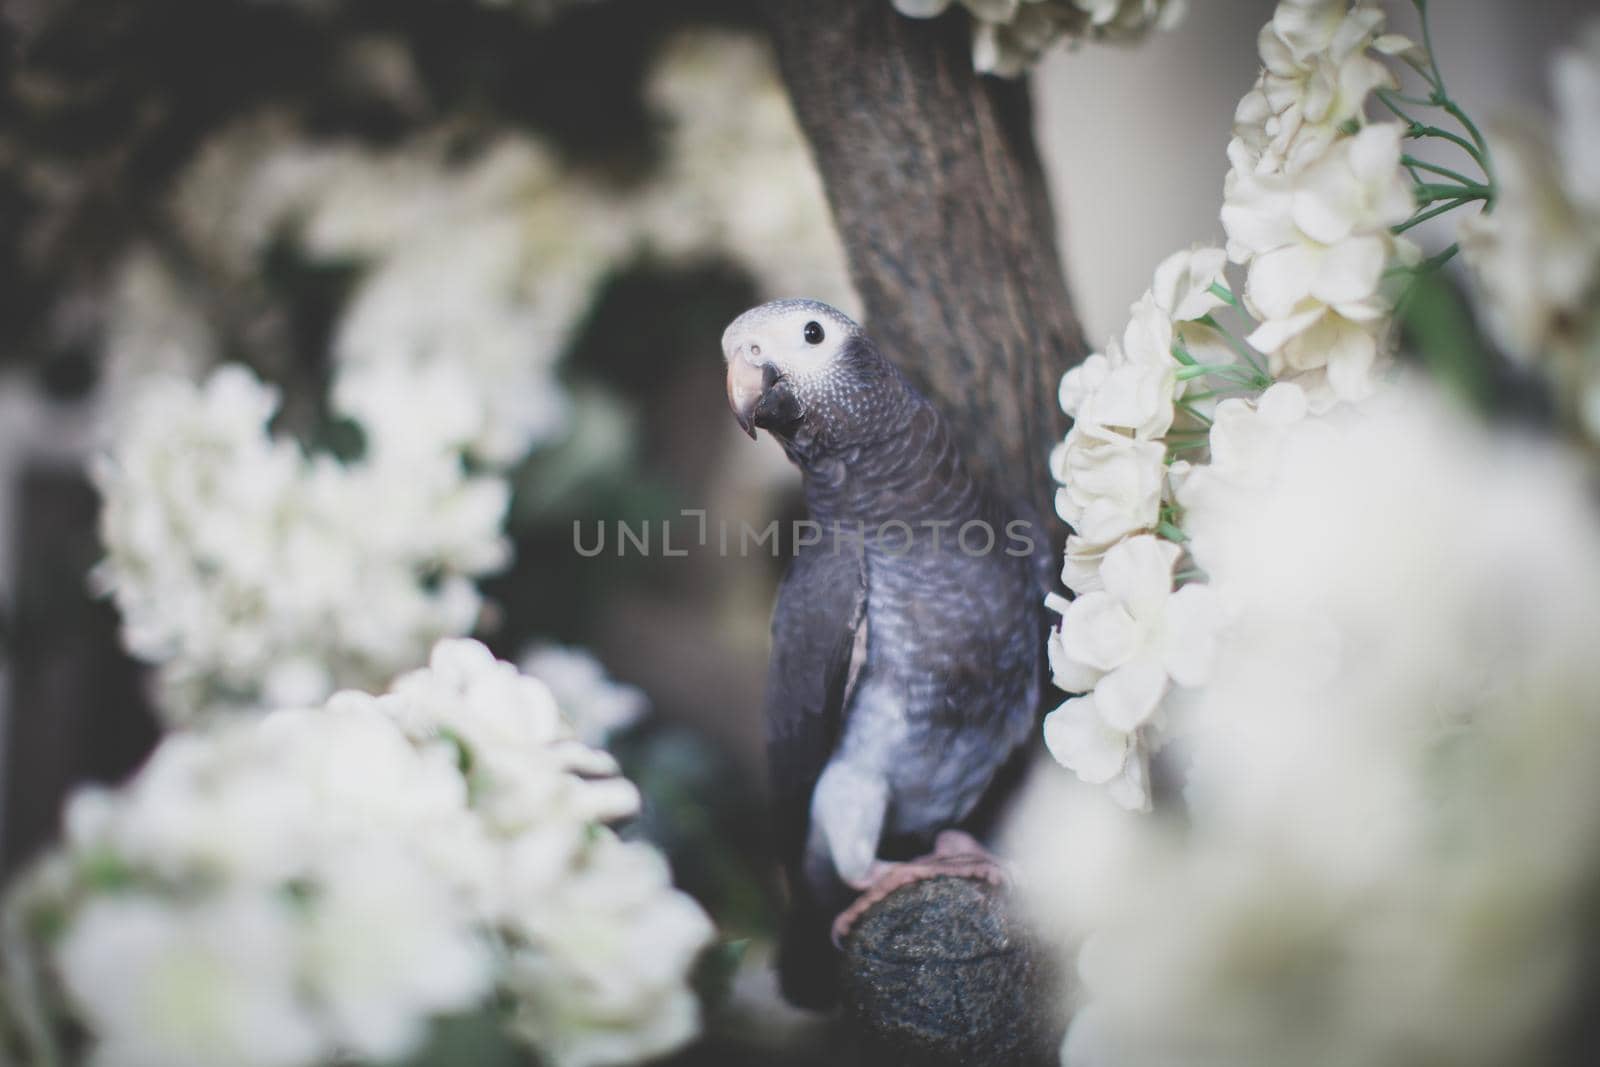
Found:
1043,692 -> 1130,786
892,0 -> 1184,77
1460,127 -> 1597,365
1226,124 -> 1413,304
1231,1 -> 1412,177
1020,385 -> 1600,1067
521,644 -> 647,747
57,893 -> 323,1067
386,640 -> 641,837
1223,124 -> 1412,404
642,31 -> 856,308
1059,535 -> 1111,597
93,366 -> 510,723
1552,21 -> 1600,215
1048,535 -> 1217,729
502,834 -> 716,1067
20,641 -> 712,1067
1458,22 -> 1600,441
1050,423 -> 1166,548
1151,246 -> 1229,322
1060,296 -> 1178,440
1044,530 -> 1217,814
300,849 -> 491,1062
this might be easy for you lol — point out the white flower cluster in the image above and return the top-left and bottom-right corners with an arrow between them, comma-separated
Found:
892,0 -> 1186,77
1044,249 -> 1231,809
1222,0 -> 1418,409
93,366 -> 509,722
98,29 -> 852,723
1461,23 -> 1600,439
3,640 -> 713,1067
177,126 -> 634,467
519,643 -> 647,748
1043,0 -> 1419,810
1017,389 -> 1600,1067
640,31 -> 857,309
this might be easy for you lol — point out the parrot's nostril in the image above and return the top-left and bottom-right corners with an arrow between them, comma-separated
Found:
750,344 -> 761,357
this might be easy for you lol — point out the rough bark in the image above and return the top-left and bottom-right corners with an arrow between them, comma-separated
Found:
841,877 -> 1063,1067
761,0 -> 1087,544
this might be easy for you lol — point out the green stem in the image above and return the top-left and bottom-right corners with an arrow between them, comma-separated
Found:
1176,400 -> 1214,425
1393,198 -> 1474,235
1378,90 -> 1489,171
1207,282 -> 1239,309
1415,125 -> 1489,169
1442,99 -> 1491,167
1421,242 -> 1461,271
1412,181 -> 1492,204
1383,242 -> 1461,280
1401,155 -> 1479,188
1157,521 -> 1189,544
1174,363 -> 1235,381
1376,89 -> 1423,129
1196,314 -> 1271,379
1175,363 -> 1268,389
1385,89 -> 1436,107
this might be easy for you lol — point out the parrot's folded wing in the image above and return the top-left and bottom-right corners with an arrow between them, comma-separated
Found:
765,539 -> 866,1009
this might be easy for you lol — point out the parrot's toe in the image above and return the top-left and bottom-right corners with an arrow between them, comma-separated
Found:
829,831 -> 1008,947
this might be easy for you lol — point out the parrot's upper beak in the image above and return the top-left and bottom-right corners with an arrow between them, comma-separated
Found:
726,351 -> 770,440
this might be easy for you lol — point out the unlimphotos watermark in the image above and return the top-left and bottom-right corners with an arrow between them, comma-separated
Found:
573,510 -> 1039,559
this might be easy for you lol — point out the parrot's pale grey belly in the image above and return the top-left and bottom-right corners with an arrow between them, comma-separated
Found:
808,542 -> 1039,883
832,672 -> 1004,839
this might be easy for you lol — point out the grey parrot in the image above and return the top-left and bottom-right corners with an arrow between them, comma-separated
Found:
722,298 -> 1047,1009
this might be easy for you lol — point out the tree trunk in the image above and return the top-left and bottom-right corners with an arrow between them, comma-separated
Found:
760,3 -> 1083,1061
761,0 -> 1086,544
2,469 -> 159,880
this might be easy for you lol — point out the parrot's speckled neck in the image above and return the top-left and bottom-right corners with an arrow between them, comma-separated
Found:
797,380 -> 992,539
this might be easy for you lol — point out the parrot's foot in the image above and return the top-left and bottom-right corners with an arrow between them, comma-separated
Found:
831,830 -> 1006,948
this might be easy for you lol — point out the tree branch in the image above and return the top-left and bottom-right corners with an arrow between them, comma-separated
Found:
761,1 -> 1086,544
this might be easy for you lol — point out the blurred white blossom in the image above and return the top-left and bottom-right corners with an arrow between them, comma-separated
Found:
1460,23 -> 1600,439
520,643 -> 647,748
93,365 -> 509,722
5,641 -> 713,1067
641,31 -> 855,308
1021,386 -> 1600,1067
892,0 -> 1186,77
176,127 -> 628,466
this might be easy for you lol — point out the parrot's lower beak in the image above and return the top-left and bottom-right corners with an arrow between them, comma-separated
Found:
726,353 -> 769,440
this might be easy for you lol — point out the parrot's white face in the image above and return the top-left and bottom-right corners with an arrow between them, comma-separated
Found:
722,299 -> 863,440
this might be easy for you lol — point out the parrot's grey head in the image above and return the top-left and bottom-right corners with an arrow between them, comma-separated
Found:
722,299 -> 894,454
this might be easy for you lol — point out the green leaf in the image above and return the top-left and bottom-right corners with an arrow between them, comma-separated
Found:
1398,270 -> 1495,413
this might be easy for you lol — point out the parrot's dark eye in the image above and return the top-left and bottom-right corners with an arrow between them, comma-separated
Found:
803,321 -> 825,345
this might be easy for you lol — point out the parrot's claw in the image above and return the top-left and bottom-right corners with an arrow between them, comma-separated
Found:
830,830 -> 1008,948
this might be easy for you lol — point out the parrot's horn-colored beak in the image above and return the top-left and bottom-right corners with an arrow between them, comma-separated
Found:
726,353 -> 767,440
